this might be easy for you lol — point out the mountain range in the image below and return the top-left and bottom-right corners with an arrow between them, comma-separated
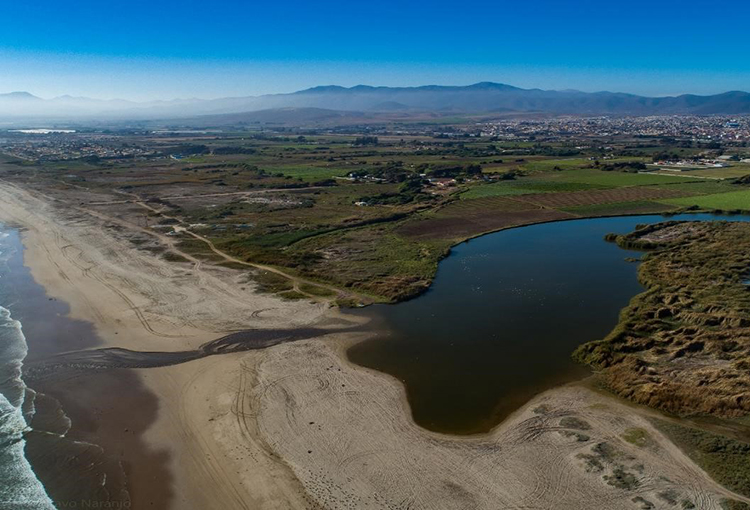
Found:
2,82 -> 750,123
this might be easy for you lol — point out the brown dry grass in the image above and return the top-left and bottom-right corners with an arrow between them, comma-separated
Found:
398,196 -> 575,240
575,221 -> 750,418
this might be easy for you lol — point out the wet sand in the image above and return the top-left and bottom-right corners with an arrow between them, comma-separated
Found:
6,226 -> 172,508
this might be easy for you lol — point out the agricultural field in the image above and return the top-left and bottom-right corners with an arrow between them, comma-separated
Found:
662,189 -> 750,211
460,179 -> 604,199
2,130 -> 749,302
534,168 -> 700,187
651,163 -> 750,179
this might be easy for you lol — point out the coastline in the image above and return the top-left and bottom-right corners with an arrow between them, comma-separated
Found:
0,181 -> 331,509
2,180 -> 748,509
0,223 -> 164,508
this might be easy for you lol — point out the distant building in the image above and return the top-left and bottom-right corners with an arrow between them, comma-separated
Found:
428,177 -> 456,187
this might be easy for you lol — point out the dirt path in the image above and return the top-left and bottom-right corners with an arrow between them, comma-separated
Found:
109,188 -> 366,304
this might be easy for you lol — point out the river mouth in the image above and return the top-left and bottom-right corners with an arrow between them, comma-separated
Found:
0,224 -> 171,509
348,213 -> 750,435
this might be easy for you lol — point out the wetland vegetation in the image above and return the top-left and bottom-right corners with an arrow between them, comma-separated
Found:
3,127 -> 750,305
576,220 -> 750,418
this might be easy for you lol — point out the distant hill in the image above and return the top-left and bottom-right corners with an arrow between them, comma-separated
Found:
0,92 -> 42,101
174,107 -> 370,126
2,82 -> 750,122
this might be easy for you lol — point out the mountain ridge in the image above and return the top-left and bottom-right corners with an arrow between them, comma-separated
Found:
2,82 -> 750,120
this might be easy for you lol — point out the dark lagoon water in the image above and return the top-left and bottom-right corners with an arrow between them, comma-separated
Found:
349,214 -> 750,435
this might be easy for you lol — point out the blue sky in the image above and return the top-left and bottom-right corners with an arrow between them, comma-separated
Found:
2,0 -> 749,100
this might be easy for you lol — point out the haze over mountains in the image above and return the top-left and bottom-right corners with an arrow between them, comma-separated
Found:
2,82 -> 750,123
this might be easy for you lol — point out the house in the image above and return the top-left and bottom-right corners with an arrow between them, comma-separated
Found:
428,177 -> 456,187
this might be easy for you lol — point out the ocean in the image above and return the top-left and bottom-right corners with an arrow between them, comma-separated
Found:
0,226 -> 56,509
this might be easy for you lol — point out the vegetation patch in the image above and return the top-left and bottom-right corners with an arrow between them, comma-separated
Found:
175,238 -> 226,262
514,186 -> 688,209
460,179 -> 604,199
721,499 -> 750,510
559,416 -> 591,430
162,251 -> 191,263
248,270 -> 294,294
278,290 -> 308,300
604,465 -> 640,490
575,221 -> 750,419
652,419 -> 750,498
661,189 -> 750,211
621,428 -> 652,447
562,200 -> 678,216
533,168 -> 697,187
631,496 -> 654,509
298,282 -> 337,297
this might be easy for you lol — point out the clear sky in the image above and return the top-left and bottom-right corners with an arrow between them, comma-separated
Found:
2,0 -> 749,100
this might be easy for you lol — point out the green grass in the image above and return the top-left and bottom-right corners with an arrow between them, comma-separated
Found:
250,270 -> 294,294
215,228 -> 329,252
278,290 -> 308,300
461,179 -> 604,199
462,167 -> 700,201
520,158 -> 592,173
722,499 -> 750,510
536,168 -> 699,187
298,282 -> 337,297
290,224 -> 448,301
519,157 -> 648,175
661,189 -> 750,211
162,251 -> 191,263
656,181 -> 737,196
268,165 -> 346,181
651,419 -> 750,498
621,428 -> 652,447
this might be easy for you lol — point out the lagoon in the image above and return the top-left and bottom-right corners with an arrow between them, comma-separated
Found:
349,214 -> 749,434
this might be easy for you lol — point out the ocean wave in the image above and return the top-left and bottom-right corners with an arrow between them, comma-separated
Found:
0,229 -> 56,509
0,393 -> 56,509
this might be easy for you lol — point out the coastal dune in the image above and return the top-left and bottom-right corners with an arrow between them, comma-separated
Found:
0,180 -> 746,510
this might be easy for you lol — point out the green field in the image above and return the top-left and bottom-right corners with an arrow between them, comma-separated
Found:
519,158 -> 591,173
655,180 -> 737,196
561,200 -> 678,216
662,189 -> 750,210
535,168 -> 699,187
518,157 -> 647,174
461,179 -> 603,199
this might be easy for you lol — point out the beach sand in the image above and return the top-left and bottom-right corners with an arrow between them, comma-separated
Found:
0,181 -> 329,509
1,180 -> 747,510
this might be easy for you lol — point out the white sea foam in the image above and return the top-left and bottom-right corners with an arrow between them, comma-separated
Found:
0,229 -> 56,509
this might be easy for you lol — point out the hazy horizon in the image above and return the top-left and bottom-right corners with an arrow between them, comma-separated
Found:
3,0 -> 750,102
3,78 -> 750,104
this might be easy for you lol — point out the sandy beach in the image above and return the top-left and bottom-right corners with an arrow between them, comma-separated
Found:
1,179 -> 748,510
